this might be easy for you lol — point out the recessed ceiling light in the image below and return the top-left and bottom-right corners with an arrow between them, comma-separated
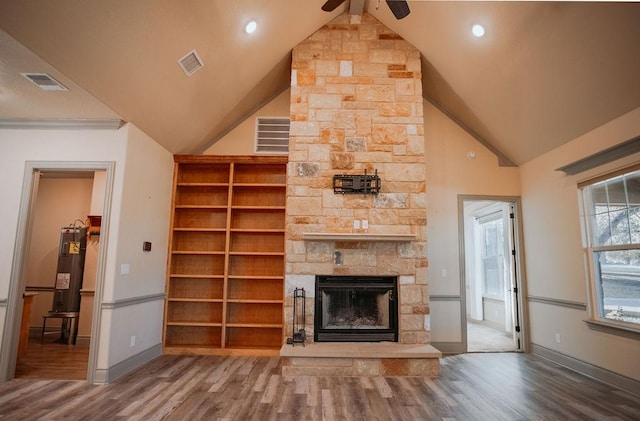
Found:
472,24 -> 485,38
245,21 -> 257,34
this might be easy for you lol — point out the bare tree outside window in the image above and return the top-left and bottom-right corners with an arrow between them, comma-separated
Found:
583,171 -> 640,325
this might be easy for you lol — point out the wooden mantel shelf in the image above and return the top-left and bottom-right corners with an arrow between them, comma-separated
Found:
302,232 -> 417,242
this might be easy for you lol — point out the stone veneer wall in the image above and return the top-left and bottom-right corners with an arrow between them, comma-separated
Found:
285,13 -> 428,345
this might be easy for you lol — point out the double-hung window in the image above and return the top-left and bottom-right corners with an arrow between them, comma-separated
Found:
580,166 -> 640,328
479,212 -> 505,300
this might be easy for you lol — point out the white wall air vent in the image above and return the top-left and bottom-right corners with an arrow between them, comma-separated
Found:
21,73 -> 68,91
255,117 -> 290,154
178,50 -> 204,77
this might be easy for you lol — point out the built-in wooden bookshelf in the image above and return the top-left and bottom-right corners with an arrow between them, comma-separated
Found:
164,155 -> 286,353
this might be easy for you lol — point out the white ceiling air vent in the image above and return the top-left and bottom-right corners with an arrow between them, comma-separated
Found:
255,117 -> 290,154
178,50 -> 204,77
21,73 -> 68,91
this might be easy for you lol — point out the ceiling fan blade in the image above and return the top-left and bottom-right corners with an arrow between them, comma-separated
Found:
385,0 -> 410,20
322,0 -> 347,12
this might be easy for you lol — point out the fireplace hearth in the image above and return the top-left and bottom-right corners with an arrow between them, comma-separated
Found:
314,275 -> 398,342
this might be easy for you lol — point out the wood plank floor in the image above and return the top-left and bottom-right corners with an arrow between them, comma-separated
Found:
1,352 -> 639,420
15,337 -> 89,380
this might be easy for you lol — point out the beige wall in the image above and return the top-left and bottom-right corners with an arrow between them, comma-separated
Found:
202,89 -> 291,155
24,177 -> 93,289
424,100 -> 521,345
101,124 -> 174,369
0,123 -> 173,382
78,172 -> 107,342
77,239 -> 97,341
520,106 -> 640,381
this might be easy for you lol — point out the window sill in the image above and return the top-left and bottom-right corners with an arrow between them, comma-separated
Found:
584,319 -> 640,340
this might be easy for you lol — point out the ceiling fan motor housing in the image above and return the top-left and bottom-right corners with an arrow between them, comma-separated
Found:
321,0 -> 410,19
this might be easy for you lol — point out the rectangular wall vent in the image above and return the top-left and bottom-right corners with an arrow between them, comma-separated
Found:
21,73 -> 68,91
255,117 -> 290,154
178,50 -> 204,77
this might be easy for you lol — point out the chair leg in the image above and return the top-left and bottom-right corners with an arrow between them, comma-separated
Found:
61,318 -> 67,343
70,317 -> 77,345
41,317 -> 47,345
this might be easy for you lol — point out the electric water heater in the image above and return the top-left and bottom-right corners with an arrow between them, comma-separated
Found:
50,226 -> 87,313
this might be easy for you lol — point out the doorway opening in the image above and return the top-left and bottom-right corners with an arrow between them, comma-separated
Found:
461,197 -> 525,353
0,162 -> 114,384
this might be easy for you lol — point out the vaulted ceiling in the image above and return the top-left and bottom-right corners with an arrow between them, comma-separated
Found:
1,1 -> 639,165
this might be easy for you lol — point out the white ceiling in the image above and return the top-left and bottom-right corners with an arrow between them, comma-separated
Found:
1,1 -> 639,165
0,30 -> 120,121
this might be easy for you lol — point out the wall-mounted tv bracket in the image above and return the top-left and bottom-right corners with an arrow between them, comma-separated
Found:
333,169 -> 380,196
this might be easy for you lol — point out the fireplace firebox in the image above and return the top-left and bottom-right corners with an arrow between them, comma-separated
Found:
314,276 -> 398,342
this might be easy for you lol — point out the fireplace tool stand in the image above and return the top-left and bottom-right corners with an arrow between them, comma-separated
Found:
287,287 -> 306,346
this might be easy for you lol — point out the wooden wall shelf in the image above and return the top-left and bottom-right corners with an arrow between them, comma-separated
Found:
164,155 -> 287,353
302,232 -> 417,242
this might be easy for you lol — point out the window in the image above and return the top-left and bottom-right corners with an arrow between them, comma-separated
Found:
581,167 -> 640,327
480,214 -> 504,299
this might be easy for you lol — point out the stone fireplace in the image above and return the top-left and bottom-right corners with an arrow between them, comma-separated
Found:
281,12 -> 440,376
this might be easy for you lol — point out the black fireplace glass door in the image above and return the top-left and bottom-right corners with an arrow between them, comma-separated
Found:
314,276 -> 398,342
321,288 -> 391,330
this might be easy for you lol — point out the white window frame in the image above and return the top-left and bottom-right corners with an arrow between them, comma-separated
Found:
478,211 -> 505,301
580,164 -> 640,336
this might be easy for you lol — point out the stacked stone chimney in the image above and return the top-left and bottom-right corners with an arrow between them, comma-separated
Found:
285,13 -> 428,345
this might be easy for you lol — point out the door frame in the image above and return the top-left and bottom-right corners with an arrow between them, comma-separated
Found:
0,161 -> 115,384
458,194 -> 529,353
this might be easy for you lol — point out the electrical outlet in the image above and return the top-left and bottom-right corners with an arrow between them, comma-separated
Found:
130,336 -> 136,347
362,219 -> 368,229
354,219 -> 361,229
555,333 -> 561,344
